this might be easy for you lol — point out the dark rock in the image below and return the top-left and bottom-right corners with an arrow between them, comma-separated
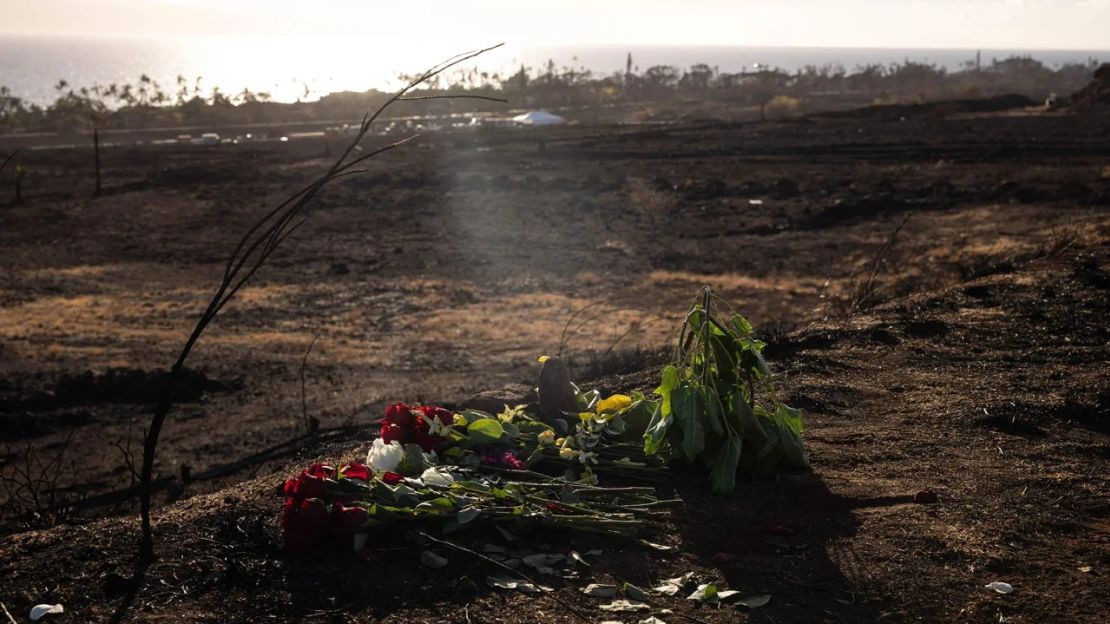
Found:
537,357 -> 578,428
462,383 -> 536,415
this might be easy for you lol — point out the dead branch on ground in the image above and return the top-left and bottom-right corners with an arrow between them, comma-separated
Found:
136,43 -> 505,566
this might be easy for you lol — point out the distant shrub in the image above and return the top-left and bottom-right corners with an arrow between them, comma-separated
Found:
765,94 -> 804,118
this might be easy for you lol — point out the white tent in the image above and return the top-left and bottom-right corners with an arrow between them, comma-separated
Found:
512,110 -> 566,126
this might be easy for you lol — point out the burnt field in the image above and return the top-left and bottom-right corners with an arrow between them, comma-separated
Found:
0,107 -> 1108,622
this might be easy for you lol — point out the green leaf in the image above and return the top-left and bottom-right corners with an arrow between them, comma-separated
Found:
729,392 -> 767,442
619,398 -> 657,443
458,409 -> 495,424
708,333 -> 739,387
738,338 -> 771,377
731,313 -> 753,337
674,386 -> 705,461
774,405 -> 809,469
655,365 -> 679,416
703,388 -> 724,435
467,418 -> 504,444
643,401 -> 672,456
687,583 -> 719,602
708,434 -> 742,492
778,404 -> 805,436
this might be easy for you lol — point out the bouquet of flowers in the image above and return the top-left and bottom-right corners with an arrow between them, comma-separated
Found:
277,288 -> 809,553
279,401 -> 673,552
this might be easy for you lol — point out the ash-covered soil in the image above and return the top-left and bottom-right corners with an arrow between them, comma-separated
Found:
0,229 -> 1106,624
0,106 -> 1107,622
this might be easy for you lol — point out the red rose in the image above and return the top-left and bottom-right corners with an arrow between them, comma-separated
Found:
380,423 -> 407,444
414,430 -> 445,453
330,502 -> 369,537
340,463 -> 372,481
281,497 -> 328,551
282,478 -> 298,498
383,402 -> 415,429
305,463 -> 336,479
416,405 -> 453,431
293,472 -> 327,499
382,471 -> 404,485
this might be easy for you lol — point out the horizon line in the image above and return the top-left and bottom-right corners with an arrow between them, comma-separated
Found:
0,32 -> 1107,54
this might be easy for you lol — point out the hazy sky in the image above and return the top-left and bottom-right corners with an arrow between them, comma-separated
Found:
3,0 -> 1109,50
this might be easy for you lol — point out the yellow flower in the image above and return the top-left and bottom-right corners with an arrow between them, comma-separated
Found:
559,447 -> 579,460
596,394 -> 632,416
537,430 -> 556,445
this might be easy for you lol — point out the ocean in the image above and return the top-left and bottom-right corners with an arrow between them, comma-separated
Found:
0,34 -> 1105,106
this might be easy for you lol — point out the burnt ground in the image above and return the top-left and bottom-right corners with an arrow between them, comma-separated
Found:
0,107 -> 1108,622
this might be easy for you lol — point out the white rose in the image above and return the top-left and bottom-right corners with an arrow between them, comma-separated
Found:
366,438 -> 404,474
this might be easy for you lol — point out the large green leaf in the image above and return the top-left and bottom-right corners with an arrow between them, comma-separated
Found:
730,313 -> 754,337
738,338 -> 771,378
620,397 -> 659,443
777,404 -> 805,436
709,434 -> 742,492
775,405 -> 809,468
467,418 -> 504,444
674,386 -> 705,461
702,387 -> 724,435
729,392 -> 766,441
707,333 -> 739,387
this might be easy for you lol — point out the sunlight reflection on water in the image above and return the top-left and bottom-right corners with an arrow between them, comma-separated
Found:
1,34 -> 1103,106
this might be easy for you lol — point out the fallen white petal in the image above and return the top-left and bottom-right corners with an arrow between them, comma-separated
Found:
30,604 -> 64,621
599,599 -> 650,612
985,581 -> 1014,595
581,584 -> 618,598
736,594 -> 772,608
